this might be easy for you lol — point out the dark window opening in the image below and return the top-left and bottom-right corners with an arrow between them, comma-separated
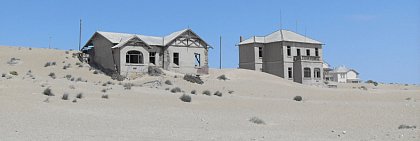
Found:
173,53 -> 179,66
287,46 -> 291,56
126,50 -> 143,64
297,49 -> 301,56
314,68 -> 321,78
288,67 -> 293,79
306,49 -> 310,56
194,53 -> 201,67
304,67 -> 311,78
258,47 -> 263,58
315,48 -> 319,56
149,52 -> 156,65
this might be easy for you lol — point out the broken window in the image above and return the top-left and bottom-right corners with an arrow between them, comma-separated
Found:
173,52 -> 179,66
314,68 -> 321,78
288,67 -> 293,79
258,47 -> 263,58
149,52 -> 156,65
315,48 -> 319,56
297,49 -> 301,56
304,67 -> 311,78
306,49 -> 310,56
126,50 -> 143,64
287,46 -> 291,56
194,53 -> 201,67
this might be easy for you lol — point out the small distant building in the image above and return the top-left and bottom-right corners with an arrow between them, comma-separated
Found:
81,29 -> 210,76
329,66 -> 360,83
323,61 -> 333,81
238,29 -> 324,85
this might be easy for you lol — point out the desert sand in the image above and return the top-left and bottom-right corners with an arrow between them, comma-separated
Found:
0,46 -> 418,141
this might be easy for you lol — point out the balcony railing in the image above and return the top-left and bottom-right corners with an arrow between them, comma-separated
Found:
293,56 -> 321,61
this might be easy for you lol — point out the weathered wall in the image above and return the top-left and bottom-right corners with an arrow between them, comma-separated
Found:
119,45 -> 161,76
166,45 -> 207,74
238,44 -> 257,70
92,35 -> 116,72
294,60 -> 323,85
262,42 -> 284,77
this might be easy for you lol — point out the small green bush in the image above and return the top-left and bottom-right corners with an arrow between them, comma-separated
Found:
9,71 -> 18,76
171,87 -> 182,93
293,96 -> 303,101
202,90 -> 211,96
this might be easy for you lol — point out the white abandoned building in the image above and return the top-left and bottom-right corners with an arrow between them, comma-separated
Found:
82,29 -> 210,76
238,29 -> 324,85
328,66 -> 360,83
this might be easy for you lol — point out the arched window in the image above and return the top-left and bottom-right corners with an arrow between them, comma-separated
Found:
126,50 -> 143,64
304,67 -> 311,78
314,68 -> 321,78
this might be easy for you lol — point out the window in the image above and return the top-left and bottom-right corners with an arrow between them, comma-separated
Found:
173,52 -> 179,65
258,47 -> 263,58
149,52 -> 156,65
340,74 -> 345,78
297,49 -> 301,56
288,67 -> 293,78
126,50 -> 143,64
194,53 -> 201,67
304,67 -> 311,78
306,49 -> 310,56
287,46 -> 291,56
314,68 -> 321,78
315,48 -> 319,56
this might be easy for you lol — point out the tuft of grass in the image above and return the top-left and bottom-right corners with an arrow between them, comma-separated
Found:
293,96 -> 303,101
76,77 -> 83,82
171,87 -> 182,93
366,80 -> 378,86
9,71 -> 18,76
101,89 -> 107,93
123,83 -> 132,90
228,90 -> 234,94
202,90 -> 211,96
76,93 -> 83,99
183,74 -> 204,84
93,70 -> 99,74
102,83 -> 107,86
48,72 -> 56,79
165,88 -> 170,91
62,93 -> 69,100
51,62 -> 56,66
147,66 -> 164,76
1,73 -> 6,77
249,117 -> 265,125
398,124 -> 416,129
165,80 -> 173,85
360,86 -> 368,90
191,90 -> 196,94
217,74 -> 228,80
72,99 -> 77,103
179,94 -> 192,102
7,58 -> 20,65
43,88 -> 54,96
65,74 -> 72,80
214,91 -> 222,97
101,94 -> 109,99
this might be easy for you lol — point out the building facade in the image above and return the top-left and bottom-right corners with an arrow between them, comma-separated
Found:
329,66 -> 360,83
82,29 -> 210,76
238,30 -> 324,85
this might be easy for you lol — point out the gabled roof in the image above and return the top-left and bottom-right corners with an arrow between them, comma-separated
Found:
83,29 -> 209,49
239,29 -> 322,45
330,66 -> 359,74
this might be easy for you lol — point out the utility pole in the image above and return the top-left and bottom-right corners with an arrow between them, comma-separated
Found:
78,19 -> 82,51
48,36 -> 51,49
219,36 -> 222,69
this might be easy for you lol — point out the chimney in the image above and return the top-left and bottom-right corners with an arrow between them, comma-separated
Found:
240,36 -> 243,42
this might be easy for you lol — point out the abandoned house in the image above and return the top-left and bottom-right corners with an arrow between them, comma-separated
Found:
81,29 -> 210,76
329,65 -> 361,83
238,29 -> 324,85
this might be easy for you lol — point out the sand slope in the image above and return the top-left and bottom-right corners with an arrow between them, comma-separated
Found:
0,46 -> 419,141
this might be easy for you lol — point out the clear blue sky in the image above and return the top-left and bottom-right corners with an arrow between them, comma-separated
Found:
0,0 -> 419,84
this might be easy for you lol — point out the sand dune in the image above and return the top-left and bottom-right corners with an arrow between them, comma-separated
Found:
0,46 -> 419,141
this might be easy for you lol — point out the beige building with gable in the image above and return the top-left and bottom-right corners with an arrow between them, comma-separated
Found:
238,29 -> 324,85
82,29 -> 210,76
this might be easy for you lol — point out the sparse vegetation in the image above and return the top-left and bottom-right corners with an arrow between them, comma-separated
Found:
202,90 -> 211,96
148,66 -> 164,76
171,87 -> 182,93
366,80 -> 378,86
69,85 -> 75,89
111,73 -> 125,81
228,90 -> 234,94
165,80 -> 173,85
165,88 -> 170,91
249,117 -> 265,125
293,96 -> 303,101
72,99 -> 77,103
101,94 -> 109,99
65,51 -> 69,54
217,74 -> 228,80
360,86 -> 368,90
93,70 -> 99,74
43,88 -> 54,96
63,64 -> 71,70
101,89 -> 107,93
179,94 -> 192,102
44,62 -> 55,67
65,74 -> 72,80
191,90 -> 196,94
123,83 -> 132,90
1,73 -> 6,77
76,93 -> 83,99
62,93 -> 69,100
398,124 -> 416,129
184,74 -> 204,84
48,72 -> 56,79
214,91 -> 222,97
7,58 -> 20,65
9,71 -> 18,76
76,77 -> 83,82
